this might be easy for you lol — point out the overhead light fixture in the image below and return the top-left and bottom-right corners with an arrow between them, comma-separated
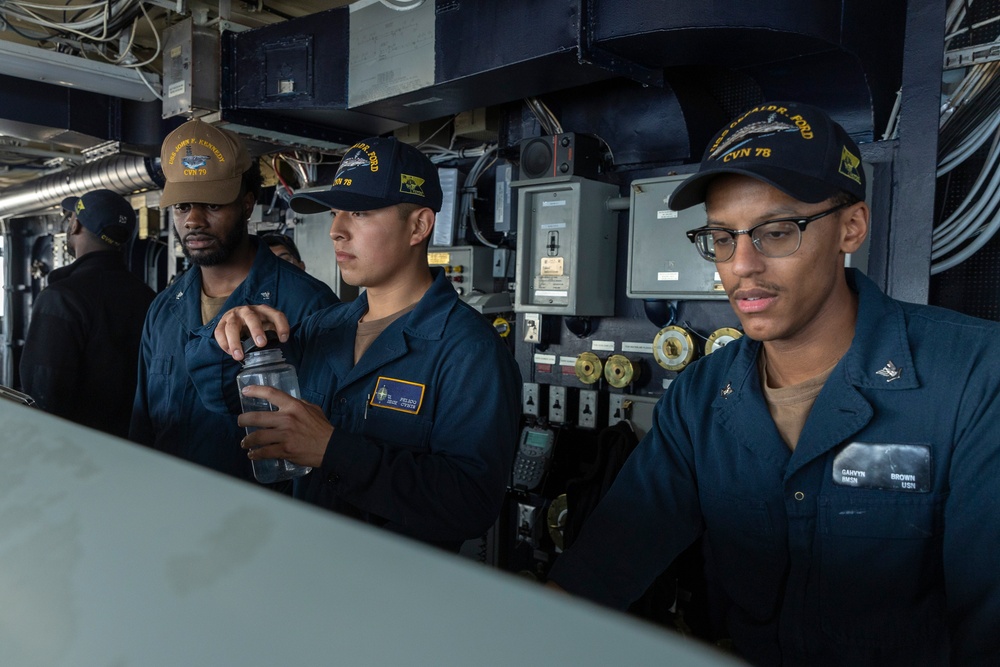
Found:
0,40 -> 161,103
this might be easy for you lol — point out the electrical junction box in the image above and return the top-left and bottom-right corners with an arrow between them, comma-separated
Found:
513,176 -> 620,315
626,174 -> 726,300
162,18 -> 220,119
427,245 -> 494,296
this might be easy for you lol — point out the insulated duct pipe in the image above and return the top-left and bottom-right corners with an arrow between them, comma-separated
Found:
0,155 -> 163,219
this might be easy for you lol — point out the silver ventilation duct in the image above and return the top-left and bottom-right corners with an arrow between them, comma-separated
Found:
0,155 -> 163,219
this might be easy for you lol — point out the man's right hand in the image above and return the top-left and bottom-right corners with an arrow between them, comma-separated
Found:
214,305 -> 291,361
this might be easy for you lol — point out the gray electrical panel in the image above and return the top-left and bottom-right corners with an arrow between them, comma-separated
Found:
626,174 -> 726,300
513,176 -> 620,315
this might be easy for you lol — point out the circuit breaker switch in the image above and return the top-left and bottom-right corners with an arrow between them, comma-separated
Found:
547,231 -> 559,256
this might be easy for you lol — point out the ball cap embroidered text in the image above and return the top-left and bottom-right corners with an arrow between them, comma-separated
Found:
669,101 -> 866,210
290,137 -> 443,214
159,119 -> 253,208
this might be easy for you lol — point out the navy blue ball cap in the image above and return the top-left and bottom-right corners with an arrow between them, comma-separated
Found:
290,137 -> 443,214
67,189 -> 137,247
669,101 -> 866,210
60,196 -> 79,213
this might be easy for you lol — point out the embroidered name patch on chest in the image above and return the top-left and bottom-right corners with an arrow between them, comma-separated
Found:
369,376 -> 425,415
832,442 -> 931,492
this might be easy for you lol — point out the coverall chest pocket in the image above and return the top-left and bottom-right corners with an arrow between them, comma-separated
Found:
817,494 -> 945,645
362,405 -> 433,450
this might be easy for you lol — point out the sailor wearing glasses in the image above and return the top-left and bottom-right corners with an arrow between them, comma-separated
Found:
548,102 -> 1000,666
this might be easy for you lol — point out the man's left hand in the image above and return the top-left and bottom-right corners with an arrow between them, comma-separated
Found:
239,385 -> 333,469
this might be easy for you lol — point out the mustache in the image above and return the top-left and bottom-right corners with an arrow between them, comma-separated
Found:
732,279 -> 783,294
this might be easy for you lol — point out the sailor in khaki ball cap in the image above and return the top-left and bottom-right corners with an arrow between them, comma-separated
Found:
129,118 -> 338,485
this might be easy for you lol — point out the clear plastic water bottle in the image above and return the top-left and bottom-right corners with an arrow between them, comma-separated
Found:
236,336 -> 312,484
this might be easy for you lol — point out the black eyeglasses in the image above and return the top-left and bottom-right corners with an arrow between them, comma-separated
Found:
685,202 -> 851,262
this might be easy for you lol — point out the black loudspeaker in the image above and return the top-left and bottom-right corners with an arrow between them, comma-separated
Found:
518,132 -> 603,181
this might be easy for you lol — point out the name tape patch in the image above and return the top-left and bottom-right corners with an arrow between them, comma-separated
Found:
832,442 -> 931,492
369,376 -> 425,415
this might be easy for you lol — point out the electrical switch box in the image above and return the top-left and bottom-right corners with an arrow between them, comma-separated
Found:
427,245 -> 494,296
513,176 -> 620,315
626,175 -> 726,300
522,312 -> 543,344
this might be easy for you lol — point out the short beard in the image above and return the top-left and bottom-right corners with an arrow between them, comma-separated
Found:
174,222 -> 248,267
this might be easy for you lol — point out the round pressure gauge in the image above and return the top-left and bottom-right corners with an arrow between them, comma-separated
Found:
704,327 -> 743,356
653,325 -> 695,372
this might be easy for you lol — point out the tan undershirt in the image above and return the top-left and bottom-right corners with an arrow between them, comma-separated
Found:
201,290 -> 231,325
759,354 -> 838,450
354,303 -> 417,364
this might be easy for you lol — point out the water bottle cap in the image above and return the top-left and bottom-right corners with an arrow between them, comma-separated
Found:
241,329 -> 281,356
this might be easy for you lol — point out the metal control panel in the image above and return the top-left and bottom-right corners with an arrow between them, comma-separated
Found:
513,176 -> 620,315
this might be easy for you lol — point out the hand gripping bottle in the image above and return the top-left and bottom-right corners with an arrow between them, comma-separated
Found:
236,332 -> 312,484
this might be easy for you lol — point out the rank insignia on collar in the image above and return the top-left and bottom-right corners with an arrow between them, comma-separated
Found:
876,360 -> 902,382
175,291 -> 184,299
721,382 -> 733,398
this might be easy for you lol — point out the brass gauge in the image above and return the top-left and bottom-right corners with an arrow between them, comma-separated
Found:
574,352 -> 603,384
705,326 -> 743,355
653,325 -> 695,372
604,354 -> 638,388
